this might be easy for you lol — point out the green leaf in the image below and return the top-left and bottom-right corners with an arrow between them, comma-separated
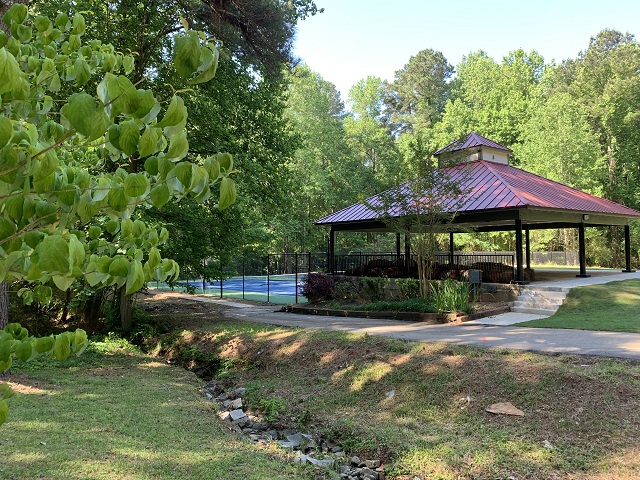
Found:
4,196 -> 22,222
218,153 -> 233,171
173,30 -> 200,79
139,127 -> 160,157
34,336 -> 54,354
71,13 -> 86,35
52,275 -> 75,291
203,157 -> 220,180
61,93 -> 97,137
3,4 -> 27,26
188,44 -> 219,85
148,246 -> 161,269
106,219 -> 119,234
107,187 -> 128,211
171,162 -> 192,188
133,89 -> 156,119
32,148 -> 58,181
108,255 -> 129,278
53,333 -> 71,360
72,329 -> 88,355
219,177 -> 236,210
89,107 -> 109,141
36,235 -> 69,274
118,120 -> 140,156
0,398 -> 8,426
0,47 -> 22,95
125,259 -> 144,295
15,339 -> 33,362
120,218 -> 133,237
88,226 -> 102,240
149,183 -> 170,208
106,74 -> 140,116
156,95 -> 186,128
166,131 -> 188,161
74,57 -> 91,85
144,156 -> 159,175
123,173 -> 148,197
0,117 -> 12,148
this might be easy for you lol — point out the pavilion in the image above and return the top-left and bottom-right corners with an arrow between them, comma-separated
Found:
314,132 -> 640,283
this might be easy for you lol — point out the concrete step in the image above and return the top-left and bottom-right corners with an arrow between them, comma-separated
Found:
512,300 -> 562,309
525,286 -> 572,293
511,306 -> 558,315
519,290 -> 567,300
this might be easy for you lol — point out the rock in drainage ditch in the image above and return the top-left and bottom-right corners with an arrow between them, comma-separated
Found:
203,380 -> 386,480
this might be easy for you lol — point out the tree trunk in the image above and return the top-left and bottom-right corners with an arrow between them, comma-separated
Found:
0,282 -> 8,329
119,287 -> 133,334
82,289 -> 105,331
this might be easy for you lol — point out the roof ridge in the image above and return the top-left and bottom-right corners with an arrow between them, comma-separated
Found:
480,160 -> 530,206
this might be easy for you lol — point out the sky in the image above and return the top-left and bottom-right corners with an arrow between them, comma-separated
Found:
293,0 -> 640,104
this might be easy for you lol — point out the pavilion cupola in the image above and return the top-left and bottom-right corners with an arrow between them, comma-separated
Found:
433,132 -> 512,166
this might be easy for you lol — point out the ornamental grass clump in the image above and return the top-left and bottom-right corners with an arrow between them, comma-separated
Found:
432,278 -> 474,314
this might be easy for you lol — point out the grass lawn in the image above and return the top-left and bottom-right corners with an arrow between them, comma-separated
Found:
516,279 -> 640,332
136,295 -> 640,479
2,337 -> 314,480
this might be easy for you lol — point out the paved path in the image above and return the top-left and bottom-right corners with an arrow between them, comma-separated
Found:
153,270 -> 640,360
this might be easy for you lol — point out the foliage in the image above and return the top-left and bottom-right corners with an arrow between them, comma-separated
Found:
300,272 -> 341,301
367,134 -> 472,299
328,297 -> 436,313
431,278 -> 473,314
359,276 -> 388,303
395,277 -> 420,299
384,48 -> 454,135
0,321 -> 88,425
258,396 -> 287,423
0,6 -> 236,307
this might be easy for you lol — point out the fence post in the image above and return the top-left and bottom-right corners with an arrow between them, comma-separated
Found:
295,252 -> 298,304
267,254 -> 270,303
242,257 -> 245,300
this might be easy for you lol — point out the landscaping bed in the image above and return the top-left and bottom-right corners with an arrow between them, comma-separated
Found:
286,302 -> 510,323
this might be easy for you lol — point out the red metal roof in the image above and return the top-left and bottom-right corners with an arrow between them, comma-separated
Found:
434,131 -> 512,156
315,160 -> 640,225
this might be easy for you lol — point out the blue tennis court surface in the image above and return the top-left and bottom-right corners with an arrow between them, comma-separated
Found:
153,275 -> 308,304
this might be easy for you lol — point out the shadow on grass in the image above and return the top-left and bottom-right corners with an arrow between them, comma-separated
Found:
187,320 -> 640,479
4,347 -> 313,480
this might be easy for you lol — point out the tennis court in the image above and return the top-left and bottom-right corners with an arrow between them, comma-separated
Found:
152,274 -> 308,304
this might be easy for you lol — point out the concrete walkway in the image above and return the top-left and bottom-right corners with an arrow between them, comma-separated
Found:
155,269 -> 640,360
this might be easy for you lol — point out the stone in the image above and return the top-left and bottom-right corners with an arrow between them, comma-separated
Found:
365,459 -> 381,468
235,387 -> 247,396
350,456 -> 361,467
229,409 -> 246,421
286,432 -> 304,448
267,429 -> 279,440
331,446 -> 343,453
277,440 -> 296,449
485,402 -> 525,416
214,393 -> 228,402
222,400 -> 232,409
361,467 -> 376,476
217,411 -> 230,421
307,457 -> 334,468
252,422 -> 268,431
339,466 -> 351,474
385,389 -> 396,399
230,398 -> 243,409
334,451 -> 345,458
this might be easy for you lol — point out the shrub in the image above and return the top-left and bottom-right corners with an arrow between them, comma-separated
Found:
301,273 -> 340,301
395,278 -> 420,299
432,279 -> 473,313
359,277 -> 388,302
